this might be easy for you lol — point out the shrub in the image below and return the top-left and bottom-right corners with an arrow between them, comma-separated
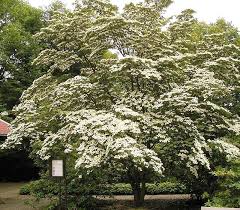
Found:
111,183 -> 133,195
204,160 -> 240,208
20,180 -> 188,196
19,179 -> 58,198
86,181 -> 188,195
19,184 -> 31,195
146,182 -> 187,194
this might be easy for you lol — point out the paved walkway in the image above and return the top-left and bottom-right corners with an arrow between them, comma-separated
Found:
0,183 -> 49,210
202,208 -> 240,210
94,194 -> 191,201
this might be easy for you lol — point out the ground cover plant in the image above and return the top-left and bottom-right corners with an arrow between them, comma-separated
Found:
1,0 -> 240,208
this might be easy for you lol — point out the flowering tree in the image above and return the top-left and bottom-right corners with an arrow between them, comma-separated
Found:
2,0 -> 240,206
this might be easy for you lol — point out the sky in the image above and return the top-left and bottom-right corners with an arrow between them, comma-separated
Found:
28,0 -> 240,29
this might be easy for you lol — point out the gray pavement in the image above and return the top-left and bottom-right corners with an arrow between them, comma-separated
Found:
94,194 -> 191,200
202,208 -> 240,210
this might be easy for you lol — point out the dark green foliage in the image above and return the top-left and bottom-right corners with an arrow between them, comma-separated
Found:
20,180 -> 188,196
0,0 -> 45,181
95,182 -> 187,195
146,182 -> 187,195
19,179 -> 58,197
0,0 -> 45,113
204,136 -> 240,207
204,161 -> 240,207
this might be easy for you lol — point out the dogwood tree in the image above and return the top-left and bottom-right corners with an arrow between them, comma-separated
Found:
2,0 -> 240,206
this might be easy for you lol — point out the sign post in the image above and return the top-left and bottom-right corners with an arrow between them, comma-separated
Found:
50,158 -> 67,210
52,160 -> 64,177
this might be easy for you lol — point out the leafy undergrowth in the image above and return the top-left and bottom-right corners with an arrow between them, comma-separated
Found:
20,180 -> 188,196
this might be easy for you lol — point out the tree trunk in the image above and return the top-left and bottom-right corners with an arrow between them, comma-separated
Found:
132,181 -> 146,207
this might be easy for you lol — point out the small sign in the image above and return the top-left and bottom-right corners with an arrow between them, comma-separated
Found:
52,160 -> 64,177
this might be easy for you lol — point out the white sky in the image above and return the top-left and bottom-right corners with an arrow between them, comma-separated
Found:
28,0 -> 240,29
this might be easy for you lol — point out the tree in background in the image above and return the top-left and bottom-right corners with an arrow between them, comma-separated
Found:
0,0 -> 70,122
0,0 -> 45,118
0,0 -> 51,183
2,0 -> 240,207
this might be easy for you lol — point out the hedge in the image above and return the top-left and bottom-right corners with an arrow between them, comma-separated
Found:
20,180 -> 188,196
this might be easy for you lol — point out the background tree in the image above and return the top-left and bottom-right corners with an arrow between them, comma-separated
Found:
43,0 -> 69,21
0,0 -> 45,116
0,0 -> 47,182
